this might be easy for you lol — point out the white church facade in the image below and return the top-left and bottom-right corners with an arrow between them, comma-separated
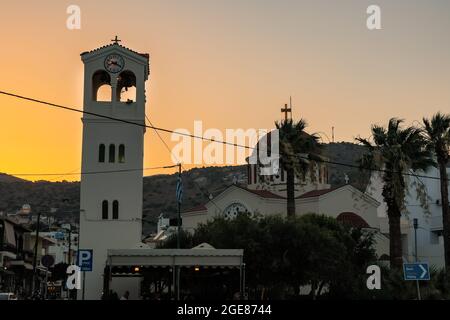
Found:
78,40 -> 149,300
182,139 -> 391,260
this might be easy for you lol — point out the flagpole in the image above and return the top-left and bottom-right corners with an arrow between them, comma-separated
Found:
177,163 -> 181,250
176,163 -> 181,300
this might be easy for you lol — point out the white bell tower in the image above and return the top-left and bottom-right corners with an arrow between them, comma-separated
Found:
78,38 -> 149,300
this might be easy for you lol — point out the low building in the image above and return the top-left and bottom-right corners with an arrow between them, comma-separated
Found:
0,217 -> 33,296
366,164 -> 450,268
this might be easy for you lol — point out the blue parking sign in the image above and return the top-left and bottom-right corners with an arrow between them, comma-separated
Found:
77,249 -> 93,272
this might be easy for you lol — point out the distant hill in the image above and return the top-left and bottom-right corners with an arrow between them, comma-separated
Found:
0,142 -> 370,235
322,142 -> 371,191
0,173 -> 27,183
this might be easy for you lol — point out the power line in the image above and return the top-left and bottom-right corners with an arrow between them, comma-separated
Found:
8,166 -> 175,177
0,90 -> 444,181
0,90 -> 252,150
145,114 -> 224,214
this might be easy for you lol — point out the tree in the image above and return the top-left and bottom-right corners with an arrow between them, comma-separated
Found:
275,119 -> 321,217
423,113 -> 450,268
357,118 -> 434,269
159,213 -> 378,299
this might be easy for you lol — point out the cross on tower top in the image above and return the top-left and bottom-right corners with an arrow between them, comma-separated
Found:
281,96 -> 293,121
111,36 -> 122,45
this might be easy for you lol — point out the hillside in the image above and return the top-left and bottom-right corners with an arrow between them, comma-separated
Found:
0,173 -> 27,183
0,142 -> 370,235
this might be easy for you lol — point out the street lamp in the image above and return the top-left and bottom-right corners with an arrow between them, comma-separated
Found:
31,210 -> 41,297
413,218 -> 421,300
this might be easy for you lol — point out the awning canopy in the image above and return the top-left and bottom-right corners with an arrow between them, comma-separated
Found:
8,260 -> 33,270
107,248 -> 244,268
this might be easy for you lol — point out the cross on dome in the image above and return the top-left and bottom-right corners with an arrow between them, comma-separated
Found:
111,35 -> 122,45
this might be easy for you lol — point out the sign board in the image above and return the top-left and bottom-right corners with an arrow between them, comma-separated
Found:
54,232 -> 65,240
403,263 -> 430,281
77,249 -> 93,272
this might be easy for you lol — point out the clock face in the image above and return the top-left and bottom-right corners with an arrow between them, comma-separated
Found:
224,202 -> 249,220
104,54 -> 125,73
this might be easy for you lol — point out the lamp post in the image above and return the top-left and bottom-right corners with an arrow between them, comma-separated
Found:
31,211 -> 41,297
413,218 -> 421,300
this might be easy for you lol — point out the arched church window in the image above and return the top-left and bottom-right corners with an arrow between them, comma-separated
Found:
102,200 -> 108,220
99,144 -> 105,163
112,200 -> 119,220
109,144 -> 115,163
92,70 -> 112,102
118,144 -> 125,163
116,70 -> 137,103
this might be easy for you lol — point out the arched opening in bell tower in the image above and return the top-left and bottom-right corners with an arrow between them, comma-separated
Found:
92,70 -> 112,102
116,70 -> 137,103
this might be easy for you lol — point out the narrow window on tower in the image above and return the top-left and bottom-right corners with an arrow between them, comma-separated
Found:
113,200 -> 119,220
102,200 -> 108,220
109,144 -> 115,163
99,144 -> 105,163
118,144 -> 125,163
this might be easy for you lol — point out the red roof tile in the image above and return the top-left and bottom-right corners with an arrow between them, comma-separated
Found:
241,188 -> 285,199
183,204 -> 207,214
337,212 -> 370,228
298,187 -> 340,199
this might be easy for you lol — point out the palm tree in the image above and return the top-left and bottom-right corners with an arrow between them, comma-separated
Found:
357,118 -> 433,269
275,119 -> 320,217
423,113 -> 450,268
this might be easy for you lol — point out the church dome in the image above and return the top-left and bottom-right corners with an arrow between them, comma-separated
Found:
245,130 -> 331,198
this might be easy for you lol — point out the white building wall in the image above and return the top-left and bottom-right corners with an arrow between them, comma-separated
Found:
366,167 -> 450,268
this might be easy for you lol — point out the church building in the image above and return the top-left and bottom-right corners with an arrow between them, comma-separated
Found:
182,116 -> 390,260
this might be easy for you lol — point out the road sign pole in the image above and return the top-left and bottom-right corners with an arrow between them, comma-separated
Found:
413,219 -> 421,300
82,271 -> 86,300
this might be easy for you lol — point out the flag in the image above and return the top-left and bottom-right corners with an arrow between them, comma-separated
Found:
176,175 -> 183,204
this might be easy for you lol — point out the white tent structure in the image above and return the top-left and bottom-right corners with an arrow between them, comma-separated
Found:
104,247 -> 245,300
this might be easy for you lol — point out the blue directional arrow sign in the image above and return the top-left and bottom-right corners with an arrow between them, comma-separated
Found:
403,263 -> 430,281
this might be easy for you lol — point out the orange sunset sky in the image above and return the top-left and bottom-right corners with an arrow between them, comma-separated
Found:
1,0 -> 449,181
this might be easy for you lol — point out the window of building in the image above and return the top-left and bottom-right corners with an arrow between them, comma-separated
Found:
113,200 -> 119,220
102,200 -> 108,220
109,144 -> 115,163
118,144 -> 125,163
92,70 -> 112,102
99,144 -> 105,163
116,71 -> 137,103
